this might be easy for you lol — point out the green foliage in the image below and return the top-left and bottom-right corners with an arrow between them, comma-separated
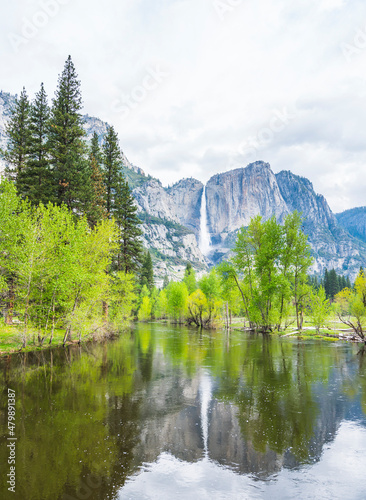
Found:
323,268 -> 351,299
187,289 -> 208,327
183,262 -> 197,294
154,289 -> 168,319
113,176 -> 143,274
109,272 -> 137,330
21,83 -> 52,205
308,286 -> 331,333
3,87 -> 31,191
138,296 -> 152,322
166,281 -> 188,322
336,270 -> 366,340
231,212 -> 313,332
0,179 -> 135,348
140,251 -> 154,291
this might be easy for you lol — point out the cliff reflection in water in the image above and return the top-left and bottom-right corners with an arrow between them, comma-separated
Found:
0,323 -> 366,500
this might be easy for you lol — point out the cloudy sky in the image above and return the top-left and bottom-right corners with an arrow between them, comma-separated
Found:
1,0 -> 366,212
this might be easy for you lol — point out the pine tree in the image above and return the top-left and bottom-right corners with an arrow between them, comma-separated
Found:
86,155 -> 107,228
3,87 -> 31,194
48,56 -> 89,210
90,132 -> 102,166
163,275 -> 169,289
328,269 -> 339,299
114,176 -> 143,274
323,269 -> 330,298
102,125 -> 122,217
346,276 -> 352,289
140,251 -> 154,291
21,83 -> 51,204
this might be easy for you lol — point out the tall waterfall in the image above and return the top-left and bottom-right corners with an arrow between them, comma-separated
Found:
199,371 -> 212,459
199,186 -> 211,255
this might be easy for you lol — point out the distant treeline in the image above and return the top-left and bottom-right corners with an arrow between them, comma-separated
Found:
308,269 -> 352,299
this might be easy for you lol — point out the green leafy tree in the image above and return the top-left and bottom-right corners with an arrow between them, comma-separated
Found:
232,213 -> 312,333
336,270 -> 366,341
138,296 -> 152,322
282,212 -> 313,330
154,289 -> 168,319
109,272 -> 136,329
166,281 -> 188,323
198,269 -> 222,327
187,289 -> 208,327
183,262 -> 197,294
308,286 -> 330,333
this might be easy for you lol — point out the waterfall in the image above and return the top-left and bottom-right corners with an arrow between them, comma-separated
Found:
199,186 -> 211,255
199,371 -> 212,459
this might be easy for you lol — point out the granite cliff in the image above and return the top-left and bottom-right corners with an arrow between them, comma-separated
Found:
336,207 -> 366,244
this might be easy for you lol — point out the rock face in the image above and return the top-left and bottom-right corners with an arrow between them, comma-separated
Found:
276,170 -> 366,277
201,162 -> 366,278
134,178 -> 180,223
336,207 -> 366,244
275,170 -> 336,228
132,177 -> 207,283
0,91 -> 16,173
206,162 -> 289,237
167,178 -> 203,234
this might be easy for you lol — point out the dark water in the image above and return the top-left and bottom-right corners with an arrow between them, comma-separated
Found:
1,324 -> 366,500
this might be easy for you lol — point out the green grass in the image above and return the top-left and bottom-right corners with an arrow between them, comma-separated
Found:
0,326 -> 76,356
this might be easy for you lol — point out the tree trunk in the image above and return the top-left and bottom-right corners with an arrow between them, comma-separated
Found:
5,279 -> 15,325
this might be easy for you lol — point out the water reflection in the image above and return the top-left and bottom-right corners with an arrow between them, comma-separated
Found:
0,324 -> 366,499
199,372 -> 211,459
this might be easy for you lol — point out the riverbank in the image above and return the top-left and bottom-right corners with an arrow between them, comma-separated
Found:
1,317 -> 364,357
0,325 -> 119,357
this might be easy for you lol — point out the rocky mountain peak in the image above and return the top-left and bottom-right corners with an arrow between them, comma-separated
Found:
206,162 -> 289,238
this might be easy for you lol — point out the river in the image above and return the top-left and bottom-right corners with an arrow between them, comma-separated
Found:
1,323 -> 366,499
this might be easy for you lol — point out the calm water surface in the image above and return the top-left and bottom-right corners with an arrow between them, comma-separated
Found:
1,323 -> 366,500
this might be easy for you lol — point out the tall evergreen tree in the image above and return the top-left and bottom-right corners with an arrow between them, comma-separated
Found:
20,83 -> 51,204
114,176 -> 143,274
3,87 -> 31,195
86,155 -> 107,228
163,275 -> 169,289
346,275 -> 352,289
140,251 -> 154,291
102,125 -> 122,217
90,132 -> 102,166
48,55 -> 88,210
323,269 -> 330,298
327,269 -> 340,299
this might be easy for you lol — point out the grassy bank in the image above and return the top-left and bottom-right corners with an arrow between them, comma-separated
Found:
0,325 -> 105,357
1,315 -> 364,357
